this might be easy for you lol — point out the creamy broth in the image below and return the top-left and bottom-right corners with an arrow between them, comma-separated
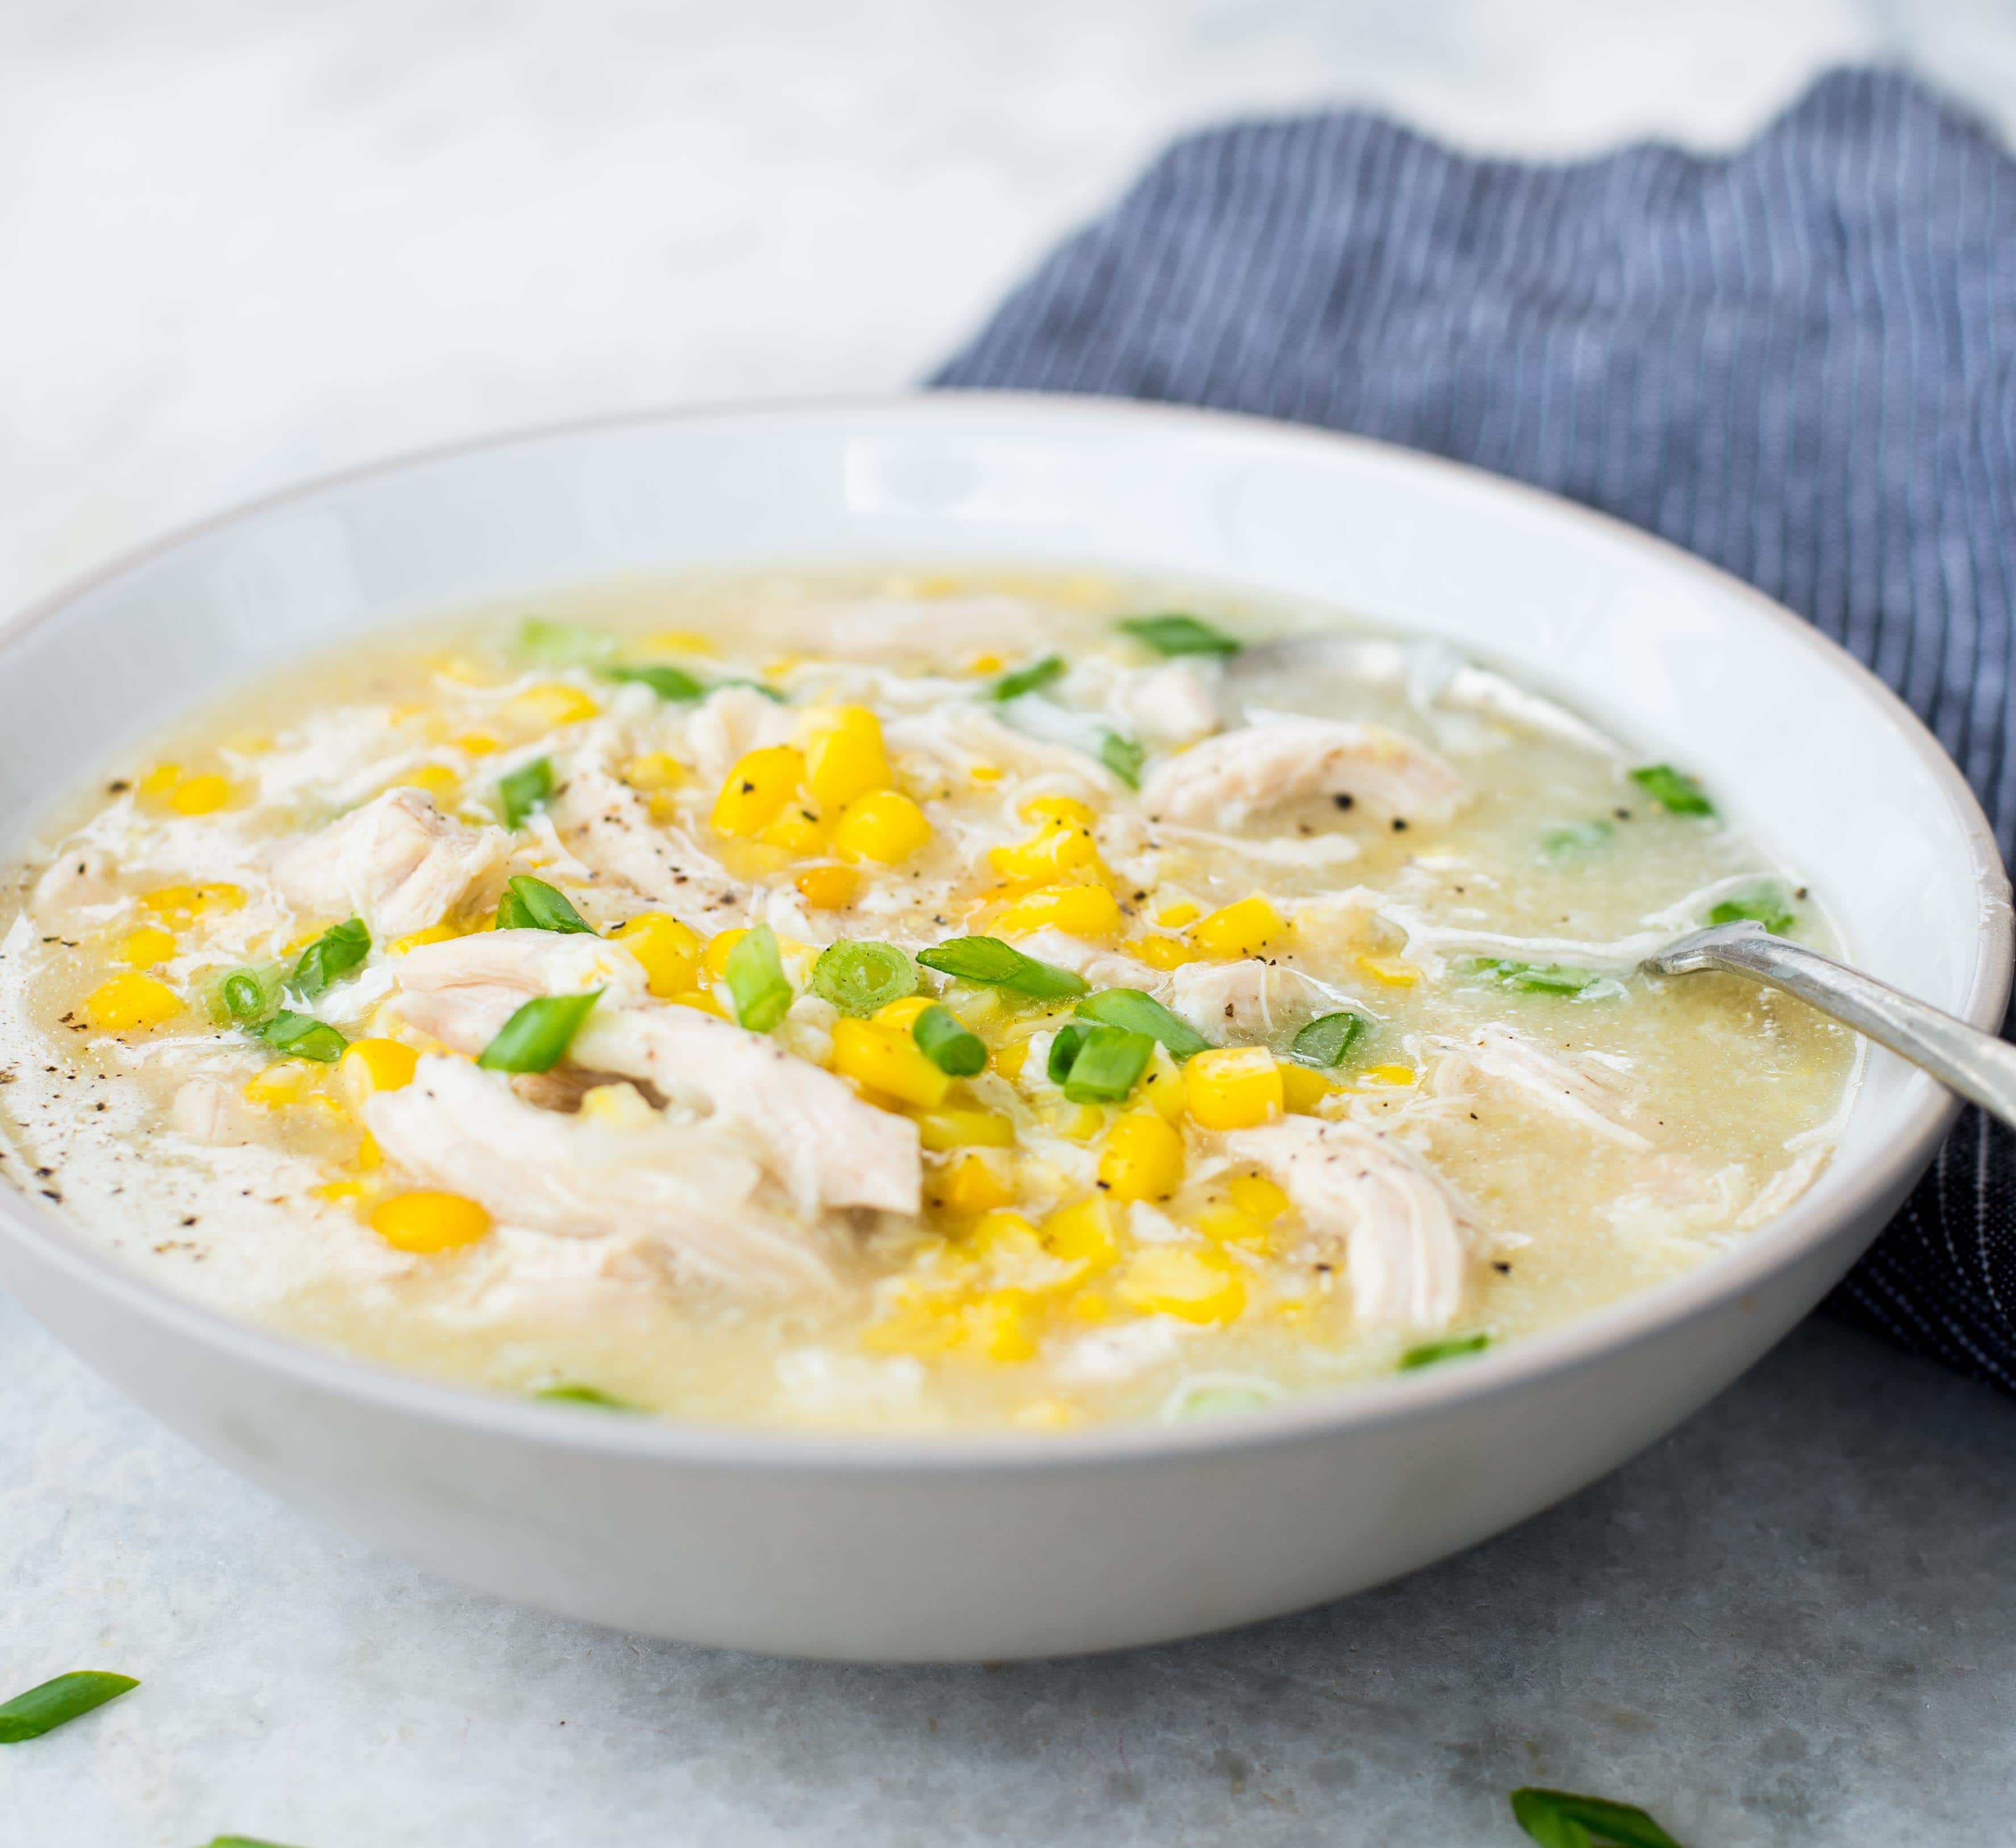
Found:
0,569 -> 1856,1430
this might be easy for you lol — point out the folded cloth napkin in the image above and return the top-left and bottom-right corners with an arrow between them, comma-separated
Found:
934,66 -> 2016,1391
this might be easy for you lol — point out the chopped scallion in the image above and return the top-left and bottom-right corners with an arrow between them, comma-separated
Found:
1540,819 -> 1613,860
1463,958 -> 1605,997
1628,763 -> 1714,817
712,676 -> 788,704
1509,1787 -> 1683,1848
1400,1332 -> 1491,1371
1075,988 -> 1209,1059
912,1003 -> 986,1076
990,654 -> 1066,701
207,963 -> 283,1029
1117,613 -> 1242,657
1290,1010 -> 1367,1068
516,617 -> 618,668
604,664 -> 706,702
1047,1021 -> 1090,1087
1098,730 -> 1145,789
1706,881 -> 1797,935
477,990 -> 601,1073
1058,1023 -> 1155,1105
0,1670 -> 139,1743
809,940 -> 917,1017
201,1837 -> 308,1848
917,935 -> 1088,999
256,1010 -> 348,1063
498,756 -> 554,829
496,875 -> 594,934
535,1383 -> 639,1410
289,917 -> 369,1000
725,925 -> 793,1033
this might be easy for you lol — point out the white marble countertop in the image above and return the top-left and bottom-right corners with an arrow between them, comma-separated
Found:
8,3 -> 2016,1841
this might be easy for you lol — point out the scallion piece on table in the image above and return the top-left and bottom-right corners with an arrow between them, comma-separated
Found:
1058,1023 -> 1155,1105
1706,880 -> 1797,935
1074,988 -> 1209,1059
725,925 -> 793,1033
0,1670 -> 139,1743
809,940 -> 917,1017
1290,1010 -> 1367,1069
917,935 -> 1088,1000
256,1010 -> 348,1063
1098,730 -> 1145,789
912,1003 -> 986,1077
208,963 -> 283,1029
477,990 -> 601,1073
989,654 -> 1066,701
516,617 -> 618,668
1508,1787 -> 1684,1848
1464,958 -> 1605,997
288,917 -> 370,1000
604,663 -> 706,702
498,756 -> 554,829
1628,763 -> 1714,817
1400,1332 -> 1491,1371
535,1383 -> 639,1411
1047,1021 -> 1090,1087
495,875 -> 594,934
1117,613 -> 1242,657
1540,818 -> 1613,860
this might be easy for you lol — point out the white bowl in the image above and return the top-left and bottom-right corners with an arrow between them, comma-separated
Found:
0,396 -> 2006,1661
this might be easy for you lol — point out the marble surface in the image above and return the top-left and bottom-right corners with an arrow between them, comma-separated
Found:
10,3 -> 2016,1842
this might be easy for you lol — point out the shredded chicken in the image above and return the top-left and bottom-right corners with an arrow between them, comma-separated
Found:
1108,662 -> 1220,747
686,684 -> 797,785
389,930 -> 650,1048
1429,1025 -> 1651,1150
546,765 -> 747,929
168,1076 -> 258,1147
1170,960 -> 1362,1042
273,788 -> 508,938
1141,715 -> 1463,830
1006,929 -> 1167,994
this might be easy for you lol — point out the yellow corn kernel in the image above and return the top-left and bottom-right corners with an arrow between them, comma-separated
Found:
402,764 -> 460,803
1190,894 -> 1285,960
756,804 -> 828,855
577,1081 -> 659,1129
338,1037 -> 419,1107
965,651 -> 1005,676
296,1093 -> 346,1125
803,705 -> 892,813
456,732 -> 501,757
670,988 -> 732,1019
700,927 -> 748,980
795,864 -> 859,910
989,819 -> 1107,884
519,682 -> 602,727
968,1208 -> 1043,1258
991,883 -> 1123,941
355,1130 -> 383,1172
142,883 -> 245,923
1042,1099 -> 1109,1143
637,628 -> 716,656
390,923 -> 459,955
710,746 -> 807,838
1041,1197 -> 1120,1269
1155,900 -> 1202,928
168,773 -> 232,815
1013,1397 -> 1086,1430
1127,933 -> 1203,972
831,1017 -> 951,1109
990,1040 -> 1028,1082
1138,1044 -> 1188,1125
1184,1046 -> 1285,1130
1280,1062 -> 1336,1114
968,763 -> 1004,783
860,1287 -> 965,1358
1361,1063 -> 1418,1087
1191,1202 -> 1275,1252
914,1107 -> 1016,1151
137,763 -> 184,799
874,994 -> 935,1031
1069,1289 -> 1113,1323
313,1180 -> 365,1204
832,789 -> 933,865
1118,1247 -> 1246,1323
1228,1172 -> 1290,1222
371,1189 -> 493,1254
85,972 -> 181,1031
1356,953 -> 1420,988
607,912 -> 702,998
622,750 -> 687,791
1096,1111 -> 1185,1202
1019,793 -> 1097,827
119,926 -> 178,969
962,1289 -> 1040,1363
243,1063 -> 311,1107
937,1152 -> 1016,1216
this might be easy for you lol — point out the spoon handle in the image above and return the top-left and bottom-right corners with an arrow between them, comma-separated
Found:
1651,923 -> 2016,1129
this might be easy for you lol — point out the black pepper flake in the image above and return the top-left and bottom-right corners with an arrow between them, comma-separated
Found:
108,779 -> 130,793
1614,808 -> 1632,821
180,1215 -> 198,1227
1332,793 -> 1354,810
1391,818 -> 1408,832
1493,1261 -> 1513,1275
41,1189 -> 61,1202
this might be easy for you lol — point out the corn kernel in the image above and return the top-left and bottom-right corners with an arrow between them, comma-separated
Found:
1356,954 -> 1420,988
1012,1397 -> 1086,1430
1190,894 -> 1285,960
832,789 -> 933,864
1228,1172 -> 1290,1221
962,1289 -> 1040,1363
670,989 -> 732,1019
137,763 -> 183,799
874,994 -> 935,1030
622,751 -> 687,791
989,818 -> 1108,884
1280,1062 -> 1336,1114
965,652 -> 1005,675
168,773 -> 232,815
968,763 -> 1004,783
861,1287 -> 965,1358
1361,1063 -> 1418,1087
142,883 -> 245,923
915,1107 -> 1017,1151
1041,1197 -> 1120,1268
1019,794 -> 1097,827
1118,1247 -> 1246,1323
1127,933 -> 1203,972
403,764 -> 460,803
1069,1290 -> 1113,1322
700,927 -> 749,980
756,804 -> 828,855
991,883 -> 1123,940
244,1063 -> 311,1107
355,1130 -> 383,1172
937,1151 -> 1016,1216
312,1180 -> 366,1204
338,1038 -> 419,1107
1138,1044 -> 1188,1125
968,1209 -> 1043,1258
456,732 -> 501,757
1191,1202 -> 1275,1252
577,1081 -> 659,1129
85,972 -> 182,1031
119,926 -> 178,969
372,1189 -> 493,1253
795,864 -> 859,910
1155,900 -> 1202,928
637,628 -> 716,655
1043,1099 -> 1109,1143
1184,1046 -> 1285,1130
990,1040 -> 1028,1081
804,705 -> 893,813
608,912 -> 703,998
710,746 -> 807,838
831,1017 -> 951,1109
1096,1111 -> 1185,1202
519,682 -> 602,727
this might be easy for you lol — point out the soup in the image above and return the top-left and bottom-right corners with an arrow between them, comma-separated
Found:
0,570 -> 1855,1430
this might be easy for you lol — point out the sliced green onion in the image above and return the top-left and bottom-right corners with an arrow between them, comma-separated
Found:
725,925 -> 793,1033
289,917 -> 370,1000
256,1011 -> 348,1063
604,663 -> 706,702
1290,1010 -> 1367,1068
1047,1021 -> 1090,1086
1509,1787 -> 1682,1848
1706,880 -> 1797,935
516,617 -> 618,668
1164,1380 -> 1281,1420
1118,613 -> 1242,657
496,875 -> 594,934
1463,958 -> 1605,997
1075,988 -> 1209,1059
498,756 -> 554,829
0,1670 -> 139,1743
1540,819 -> 1613,860
201,1837 -> 307,1848
1628,763 -> 1714,817
1400,1332 -> 1491,1371
917,935 -> 1088,999
912,1003 -> 986,1076
535,1383 -> 639,1411
809,940 -> 917,1017
1058,1023 -> 1155,1105
712,676 -> 788,704
990,654 -> 1066,701
207,963 -> 284,1029
477,990 -> 601,1073
1098,730 -> 1145,789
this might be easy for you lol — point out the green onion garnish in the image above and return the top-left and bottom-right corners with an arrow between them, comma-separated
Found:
990,654 -> 1066,701
808,940 -> 917,1017
256,1011 -> 348,1063
1290,1010 -> 1367,1068
1074,988 -> 1209,1059
534,1383 -> 639,1410
496,875 -> 594,934
1058,1023 -> 1155,1105
1464,958 -> 1605,997
1098,730 -> 1145,789
207,963 -> 284,1029
516,618 -> 618,668
289,917 -> 370,1000
604,664 -> 706,702
725,925 -> 793,1033
498,756 -> 554,829
912,1003 -> 986,1076
1509,1787 -> 1683,1847
1400,1332 -> 1491,1371
201,1837 -> 308,1847
1628,763 -> 1714,817
917,935 -> 1088,999
1117,613 -> 1242,657
1706,881 -> 1797,935
1047,1021 -> 1090,1087
713,676 -> 788,704
477,990 -> 601,1073
0,1670 -> 139,1742
1540,819 -> 1613,860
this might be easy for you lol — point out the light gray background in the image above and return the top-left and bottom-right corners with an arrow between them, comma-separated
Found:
7,5 -> 2016,1843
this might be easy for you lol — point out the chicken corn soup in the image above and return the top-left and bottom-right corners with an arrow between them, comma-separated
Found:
1,571 -> 1853,1431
